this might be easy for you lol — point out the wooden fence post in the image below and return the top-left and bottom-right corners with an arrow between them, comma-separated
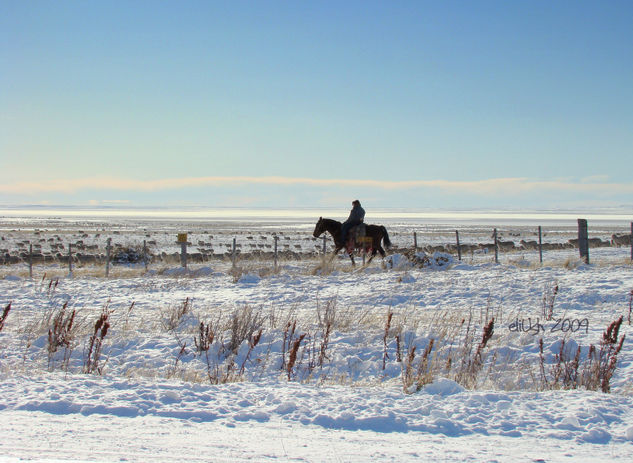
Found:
176,233 -> 188,268
493,228 -> 499,264
274,235 -> 279,270
68,243 -> 73,274
29,243 -> 33,278
455,230 -> 462,261
538,226 -> 543,264
180,242 -> 187,268
143,240 -> 148,272
322,235 -> 327,255
413,232 -> 418,252
232,237 -> 237,268
143,240 -> 149,273
105,238 -> 111,277
578,218 -> 589,264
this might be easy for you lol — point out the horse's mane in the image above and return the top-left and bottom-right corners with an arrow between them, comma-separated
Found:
322,218 -> 341,226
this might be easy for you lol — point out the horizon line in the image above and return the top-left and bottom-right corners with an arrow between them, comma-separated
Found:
1,205 -> 632,223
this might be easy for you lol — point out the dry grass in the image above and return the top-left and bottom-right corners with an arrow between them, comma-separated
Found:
0,302 -> 10,334
83,304 -> 111,374
538,316 -> 626,392
227,305 -> 266,354
46,301 -> 78,371
3,270 -> 627,394
160,297 -> 192,332
542,281 -> 559,321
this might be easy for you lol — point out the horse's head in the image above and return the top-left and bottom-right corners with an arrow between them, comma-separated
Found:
313,217 -> 324,238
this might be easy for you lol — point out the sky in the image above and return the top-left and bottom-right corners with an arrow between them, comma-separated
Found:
1,1 -> 632,212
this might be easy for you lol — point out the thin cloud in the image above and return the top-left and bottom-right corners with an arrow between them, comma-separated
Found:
1,176 -> 632,196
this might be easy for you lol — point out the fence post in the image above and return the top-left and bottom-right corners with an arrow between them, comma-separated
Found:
68,243 -> 73,274
232,237 -> 237,268
322,235 -> 327,255
180,242 -> 187,268
538,226 -> 543,264
493,228 -> 499,264
143,240 -> 148,272
413,232 -> 418,252
630,222 -> 632,262
176,234 -> 188,268
455,230 -> 462,261
29,243 -> 33,278
578,218 -> 589,264
143,240 -> 147,273
274,235 -> 279,270
105,238 -> 111,277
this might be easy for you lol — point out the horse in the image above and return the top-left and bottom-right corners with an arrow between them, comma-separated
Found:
312,217 -> 392,266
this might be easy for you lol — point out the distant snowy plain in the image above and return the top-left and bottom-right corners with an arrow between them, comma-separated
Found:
1,213 -> 632,462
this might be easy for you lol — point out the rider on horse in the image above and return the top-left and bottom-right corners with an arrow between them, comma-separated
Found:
340,200 -> 365,245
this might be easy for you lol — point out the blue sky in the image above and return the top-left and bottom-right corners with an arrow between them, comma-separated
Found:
1,1 -> 632,211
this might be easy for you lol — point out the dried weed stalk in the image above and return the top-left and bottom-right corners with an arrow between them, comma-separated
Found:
382,308 -> 393,370
542,281 -> 559,321
539,316 -> 626,393
454,316 -> 495,388
168,339 -> 188,380
287,333 -> 306,380
316,298 -> 336,368
402,338 -> 437,393
45,277 -> 60,297
194,320 -> 219,383
239,329 -> 263,376
123,301 -> 135,330
596,316 -> 626,393
280,319 -> 307,380
161,297 -> 192,332
0,302 -> 11,333
47,301 -> 77,371
281,320 -> 296,371
84,303 -> 112,374
227,305 -> 265,354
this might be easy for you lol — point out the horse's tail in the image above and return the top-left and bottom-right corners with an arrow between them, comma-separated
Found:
381,226 -> 392,249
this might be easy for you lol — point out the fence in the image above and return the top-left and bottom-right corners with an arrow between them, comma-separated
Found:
3,220 -> 632,277
410,221 -> 632,265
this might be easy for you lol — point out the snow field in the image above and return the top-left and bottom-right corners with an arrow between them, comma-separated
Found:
1,244 -> 632,461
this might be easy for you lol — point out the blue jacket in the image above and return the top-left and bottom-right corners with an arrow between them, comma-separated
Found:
345,204 -> 365,225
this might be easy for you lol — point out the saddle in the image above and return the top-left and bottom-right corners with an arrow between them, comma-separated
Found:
346,224 -> 372,251
350,223 -> 366,239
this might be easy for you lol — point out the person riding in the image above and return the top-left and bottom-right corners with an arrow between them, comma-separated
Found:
340,200 -> 365,244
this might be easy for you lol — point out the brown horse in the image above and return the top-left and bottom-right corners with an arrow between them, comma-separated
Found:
312,217 -> 392,266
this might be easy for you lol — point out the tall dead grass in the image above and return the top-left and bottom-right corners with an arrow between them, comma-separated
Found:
47,301 -> 78,371
0,302 -> 10,334
538,316 -> 626,392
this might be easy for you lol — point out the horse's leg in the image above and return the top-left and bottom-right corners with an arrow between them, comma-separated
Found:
363,238 -> 381,264
377,245 -> 386,258
329,246 -> 342,262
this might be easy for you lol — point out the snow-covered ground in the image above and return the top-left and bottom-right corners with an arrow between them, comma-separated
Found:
1,209 -> 629,267
1,214 -> 632,462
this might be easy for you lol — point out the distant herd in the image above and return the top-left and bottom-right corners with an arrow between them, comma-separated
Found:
0,233 -> 631,266
409,233 -> 630,257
